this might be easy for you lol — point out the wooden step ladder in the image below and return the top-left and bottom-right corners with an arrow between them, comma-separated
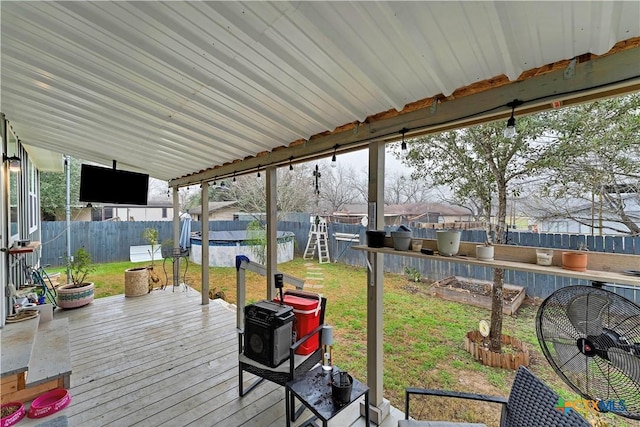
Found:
303,217 -> 330,263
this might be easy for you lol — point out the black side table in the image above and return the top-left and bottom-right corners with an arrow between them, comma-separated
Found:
162,248 -> 189,291
285,365 -> 369,427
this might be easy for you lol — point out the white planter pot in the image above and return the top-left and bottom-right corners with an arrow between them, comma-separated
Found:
476,245 -> 494,261
436,230 -> 461,257
536,249 -> 554,266
57,283 -> 94,309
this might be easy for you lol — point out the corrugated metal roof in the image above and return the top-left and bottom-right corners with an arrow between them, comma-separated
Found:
1,1 -> 639,182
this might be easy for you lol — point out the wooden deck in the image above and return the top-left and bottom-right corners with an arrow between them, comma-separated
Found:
16,289 -> 402,427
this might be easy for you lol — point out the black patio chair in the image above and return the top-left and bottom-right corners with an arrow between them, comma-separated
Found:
238,290 -> 327,421
400,366 -> 590,427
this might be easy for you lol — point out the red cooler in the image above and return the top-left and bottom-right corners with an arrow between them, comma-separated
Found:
275,291 -> 322,355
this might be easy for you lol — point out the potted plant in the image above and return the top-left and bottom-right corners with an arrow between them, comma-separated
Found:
141,227 -> 161,290
562,243 -> 588,272
142,227 -> 159,267
57,247 -> 96,309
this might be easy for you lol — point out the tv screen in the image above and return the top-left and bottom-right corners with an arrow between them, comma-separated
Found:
79,164 -> 149,205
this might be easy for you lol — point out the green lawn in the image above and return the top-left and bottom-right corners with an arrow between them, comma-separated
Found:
53,257 -> 633,426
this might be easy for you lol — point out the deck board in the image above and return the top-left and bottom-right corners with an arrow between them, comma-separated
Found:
14,289 -> 402,427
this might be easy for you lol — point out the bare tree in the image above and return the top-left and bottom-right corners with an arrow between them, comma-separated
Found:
319,162 -> 365,213
384,171 -> 433,205
218,165 -> 315,218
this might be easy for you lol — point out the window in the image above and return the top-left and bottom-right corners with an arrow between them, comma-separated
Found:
104,207 -> 113,220
162,207 -> 167,218
28,159 -> 38,233
91,207 -> 102,222
7,128 -> 19,243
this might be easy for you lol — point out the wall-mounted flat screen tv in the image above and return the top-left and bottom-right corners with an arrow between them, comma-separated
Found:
79,164 -> 149,205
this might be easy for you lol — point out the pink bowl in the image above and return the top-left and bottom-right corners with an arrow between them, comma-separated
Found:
1,402 -> 26,427
27,389 -> 71,419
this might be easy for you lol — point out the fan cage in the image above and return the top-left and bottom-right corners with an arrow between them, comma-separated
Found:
536,285 -> 640,420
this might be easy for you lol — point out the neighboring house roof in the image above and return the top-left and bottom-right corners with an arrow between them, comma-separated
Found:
188,201 -> 238,215
103,193 -> 173,208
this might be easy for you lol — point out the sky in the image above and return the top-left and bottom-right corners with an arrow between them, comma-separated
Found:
328,145 -> 407,175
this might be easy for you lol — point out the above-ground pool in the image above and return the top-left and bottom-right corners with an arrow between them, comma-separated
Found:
190,230 -> 295,267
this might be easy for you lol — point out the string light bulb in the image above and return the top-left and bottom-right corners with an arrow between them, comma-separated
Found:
331,145 -> 337,168
400,128 -> 408,157
289,157 -> 294,171
504,99 -> 523,138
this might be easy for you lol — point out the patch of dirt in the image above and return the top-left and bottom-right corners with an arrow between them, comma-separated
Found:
437,277 -> 520,302
410,366 -> 509,426
402,281 -> 434,297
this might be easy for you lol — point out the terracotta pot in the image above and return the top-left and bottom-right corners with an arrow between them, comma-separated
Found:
562,252 -> 588,272
57,282 -> 94,309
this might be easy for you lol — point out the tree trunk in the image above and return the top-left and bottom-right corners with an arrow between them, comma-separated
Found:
489,177 -> 509,352
489,268 -> 504,351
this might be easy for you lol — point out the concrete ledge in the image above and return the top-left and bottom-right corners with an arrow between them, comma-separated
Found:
27,318 -> 71,387
1,316 -> 39,377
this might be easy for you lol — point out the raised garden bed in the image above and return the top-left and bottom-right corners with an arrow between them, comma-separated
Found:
433,276 -> 526,315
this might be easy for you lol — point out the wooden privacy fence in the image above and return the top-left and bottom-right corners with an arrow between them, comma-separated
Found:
40,221 -> 638,302
40,220 -> 311,266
